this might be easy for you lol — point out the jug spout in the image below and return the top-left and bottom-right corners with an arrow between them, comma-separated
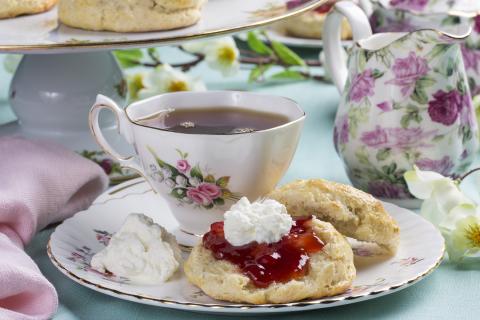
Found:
357,25 -> 472,53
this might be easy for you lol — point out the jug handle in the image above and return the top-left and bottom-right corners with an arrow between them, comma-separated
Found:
323,1 -> 373,93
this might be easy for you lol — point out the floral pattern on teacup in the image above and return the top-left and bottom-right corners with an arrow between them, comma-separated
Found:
148,147 -> 241,209
334,30 -> 478,200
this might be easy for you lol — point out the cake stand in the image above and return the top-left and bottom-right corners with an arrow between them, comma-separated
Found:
0,0 -> 326,152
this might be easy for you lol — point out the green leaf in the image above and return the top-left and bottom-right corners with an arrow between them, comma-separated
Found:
216,176 -> 230,188
270,70 -> 306,80
355,148 -> 370,166
427,44 -> 450,60
271,41 -> 306,66
432,134 -> 445,142
175,148 -> 188,159
204,203 -> 214,209
213,198 -> 225,206
204,174 -> 215,183
457,79 -> 467,95
441,15 -> 461,26
462,126 -> 473,143
147,146 -> 180,176
358,51 -> 367,71
127,74 -> 144,101
372,69 -> 385,79
249,64 -> 272,82
114,49 -> 143,68
400,114 -> 410,128
170,188 -> 186,199
413,113 -> 423,123
147,48 -> 160,62
411,85 -> 428,104
247,31 -> 273,56
376,148 -> 391,161
416,76 -> 436,88
382,163 -> 397,175
446,57 -> 455,77
190,165 -> 203,181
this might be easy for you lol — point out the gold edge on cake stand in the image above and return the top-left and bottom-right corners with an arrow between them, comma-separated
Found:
0,0 -> 329,52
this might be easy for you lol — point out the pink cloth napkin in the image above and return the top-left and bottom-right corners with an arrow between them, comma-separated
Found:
0,136 -> 109,320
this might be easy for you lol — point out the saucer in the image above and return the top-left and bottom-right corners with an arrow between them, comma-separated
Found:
48,178 -> 445,314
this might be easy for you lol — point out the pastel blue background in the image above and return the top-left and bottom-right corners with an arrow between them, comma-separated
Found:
0,44 -> 478,320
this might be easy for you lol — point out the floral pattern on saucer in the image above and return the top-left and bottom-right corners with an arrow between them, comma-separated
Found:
67,244 -> 130,284
48,178 -> 445,313
148,147 -> 241,209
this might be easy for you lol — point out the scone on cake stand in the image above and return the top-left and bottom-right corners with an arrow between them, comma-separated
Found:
0,0 -> 328,151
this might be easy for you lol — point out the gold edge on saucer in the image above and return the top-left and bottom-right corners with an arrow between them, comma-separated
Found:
46,237 -> 445,310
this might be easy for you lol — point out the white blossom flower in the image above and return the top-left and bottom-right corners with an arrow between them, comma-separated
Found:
404,166 -> 473,227
176,175 -> 188,187
182,41 -> 209,54
182,37 -> 240,77
165,178 -> 176,188
190,177 -> 201,187
151,171 -> 164,183
445,212 -> 480,262
161,167 -> 173,179
137,64 -> 206,100
404,166 -> 480,262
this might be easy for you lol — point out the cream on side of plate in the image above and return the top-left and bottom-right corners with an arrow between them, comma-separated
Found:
223,197 -> 293,246
90,213 -> 182,285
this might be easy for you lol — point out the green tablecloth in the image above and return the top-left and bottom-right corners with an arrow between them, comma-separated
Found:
1,46 -> 479,319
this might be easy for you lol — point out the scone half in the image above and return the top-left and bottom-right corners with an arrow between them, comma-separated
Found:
0,0 -> 58,19
184,218 -> 355,304
268,179 -> 400,254
58,0 -> 207,32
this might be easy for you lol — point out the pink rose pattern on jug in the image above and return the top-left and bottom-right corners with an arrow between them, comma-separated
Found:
368,0 -> 480,95
333,30 -> 478,200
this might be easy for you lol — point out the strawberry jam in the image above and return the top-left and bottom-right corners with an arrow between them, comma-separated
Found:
202,216 -> 325,288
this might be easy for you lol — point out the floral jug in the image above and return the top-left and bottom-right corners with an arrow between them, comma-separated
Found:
360,0 -> 480,95
323,1 -> 478,207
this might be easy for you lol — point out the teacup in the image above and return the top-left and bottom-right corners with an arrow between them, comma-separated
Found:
89,91 -> 305,246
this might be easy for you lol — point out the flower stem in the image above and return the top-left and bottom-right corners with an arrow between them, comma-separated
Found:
138,47 -> 325,82
458,167 -> 480,183
239,49 -> 322,66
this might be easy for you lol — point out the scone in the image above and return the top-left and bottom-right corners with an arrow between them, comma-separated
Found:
268,179 -> 400,254
279,1 -> 352,40
0,0 -> 58,19
58,0 -> 207,32
185,217 -> 355,304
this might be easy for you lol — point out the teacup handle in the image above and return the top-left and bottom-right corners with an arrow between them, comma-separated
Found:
89,94 -> 143,173
323,1 -> 373,93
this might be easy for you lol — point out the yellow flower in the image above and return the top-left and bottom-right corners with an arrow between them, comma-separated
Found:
137,64 -> 206,100
447,214 -> 480,262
